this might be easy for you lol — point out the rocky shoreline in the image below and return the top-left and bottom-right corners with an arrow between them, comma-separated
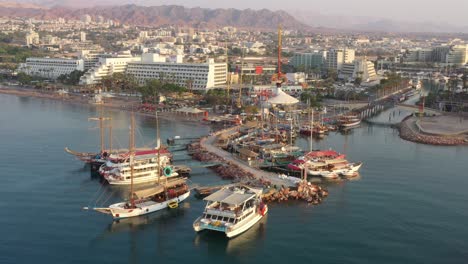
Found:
399,117 -> 467,146
188,133 -> 329,205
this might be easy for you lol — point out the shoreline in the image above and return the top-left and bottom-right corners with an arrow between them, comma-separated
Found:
398,116 -> 468,146
0,86 -> 211,123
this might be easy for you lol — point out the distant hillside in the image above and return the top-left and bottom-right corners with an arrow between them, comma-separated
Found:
0,3 -> 309,30
289,9 -> 468,34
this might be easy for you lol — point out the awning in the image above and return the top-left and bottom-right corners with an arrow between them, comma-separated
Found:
133,185 -> 164,199
204,189 -> 233,202
221,193 -> 255,206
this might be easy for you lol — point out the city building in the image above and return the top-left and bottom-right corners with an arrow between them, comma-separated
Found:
80,32 -> 86,42
25,30 -> 39,46
326,48 -> 355,70
78,50 -> 133,71
447,45 -> 468,65
403,45 -> 467,66
18,58 -> 84,79
79,52 -> 140,85
290,51 -> 327,70
126,55 -> 227,90
339,59 -> 377,82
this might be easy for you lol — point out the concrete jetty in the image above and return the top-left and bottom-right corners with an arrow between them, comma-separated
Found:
197,126 -> 297,187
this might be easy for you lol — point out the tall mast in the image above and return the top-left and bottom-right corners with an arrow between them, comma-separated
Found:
237,46 -> 245,108
310,109 -> 314,152
225,42 -> 231,99
108,122 -> 112,153
129,113 -> 135,207
156,110 -> 161,185
99,105 -> 104,153
89,105 -> 110,153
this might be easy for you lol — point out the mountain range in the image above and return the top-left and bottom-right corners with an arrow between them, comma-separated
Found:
0,1 -> 467,33
0,2 -> 308,30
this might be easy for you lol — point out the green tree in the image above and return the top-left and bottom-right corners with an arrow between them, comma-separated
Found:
17,72 -> 32,85
101,72 -> 138,93
353,77 -> 362,86
204,89 -> 227,105
57,70 -> 84,85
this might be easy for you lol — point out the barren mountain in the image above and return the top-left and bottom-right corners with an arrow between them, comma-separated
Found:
0,3 -> 308,30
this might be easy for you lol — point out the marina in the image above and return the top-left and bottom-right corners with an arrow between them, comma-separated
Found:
1,93 -> 468,264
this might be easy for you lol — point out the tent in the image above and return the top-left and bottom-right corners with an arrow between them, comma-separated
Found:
267,88 -> 299,105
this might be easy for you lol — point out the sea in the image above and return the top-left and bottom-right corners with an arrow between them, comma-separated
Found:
1,93 -> 467,264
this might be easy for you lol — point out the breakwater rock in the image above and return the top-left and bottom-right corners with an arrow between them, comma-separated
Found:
399,119 -> 467,146
262,180 -> 328,204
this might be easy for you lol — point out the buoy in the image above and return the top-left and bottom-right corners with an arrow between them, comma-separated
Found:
163,166 -> 173,177
168,200 -> 178,209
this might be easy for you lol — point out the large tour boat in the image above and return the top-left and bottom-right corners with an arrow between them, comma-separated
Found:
99,150 -> 177,185
193,185 -> 268,238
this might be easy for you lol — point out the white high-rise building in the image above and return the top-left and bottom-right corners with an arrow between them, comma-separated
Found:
340,59 -> 377,82
18,58 -> 84,79
25,30 -> 40,46
80,32 -> 86,42
326,48 -> 355,70
79,52 -> 140,85
447,45 -> 468,65
126,55 -> 226,90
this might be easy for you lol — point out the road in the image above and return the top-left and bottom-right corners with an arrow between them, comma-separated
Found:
200,127 -> 296,187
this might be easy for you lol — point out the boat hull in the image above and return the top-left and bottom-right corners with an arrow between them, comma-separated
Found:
193,206 -> 268,238
339,120 -> 361,128
93,191 -> 190,220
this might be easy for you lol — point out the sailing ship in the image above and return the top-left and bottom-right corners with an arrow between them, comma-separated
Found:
84,113 -> 190,220
193,185 -> 267,238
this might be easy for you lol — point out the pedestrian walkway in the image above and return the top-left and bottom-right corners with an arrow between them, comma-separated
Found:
200,127 -> 296,187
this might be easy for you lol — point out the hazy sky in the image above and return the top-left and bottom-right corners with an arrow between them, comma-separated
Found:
133,0 -> 468,26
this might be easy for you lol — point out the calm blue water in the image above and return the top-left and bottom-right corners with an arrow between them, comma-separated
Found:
1,94 -> 468,264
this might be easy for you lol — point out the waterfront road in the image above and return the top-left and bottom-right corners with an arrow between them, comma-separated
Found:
200,127 -> 296,187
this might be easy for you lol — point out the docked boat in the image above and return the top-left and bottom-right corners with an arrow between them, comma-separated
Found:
305,160 -> 363,178
89,178 -> 190,220
193,185 -> 267,238
287,150 -> 346,171
84,114 -> 190,220
99,151 -> 178,185
337,115 -> 361,128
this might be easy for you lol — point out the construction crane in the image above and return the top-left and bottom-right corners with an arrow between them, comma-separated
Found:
237,46 -> 245,108
271,25 -> 287,87
225,42 -> 231,98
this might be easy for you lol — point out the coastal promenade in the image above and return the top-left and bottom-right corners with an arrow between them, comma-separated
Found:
200,126 -> 296,187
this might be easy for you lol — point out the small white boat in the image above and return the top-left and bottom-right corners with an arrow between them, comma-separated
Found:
339,162 -> 363,178
321,171 -> 340,179
193,185 -> 267,238
339,119 -> 361,128
341,171 -> 359,178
